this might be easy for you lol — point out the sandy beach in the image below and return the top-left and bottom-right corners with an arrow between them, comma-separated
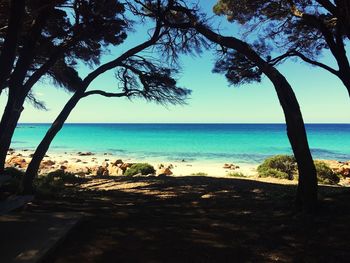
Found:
7,149 -> 350,186
6,149 -> 258,177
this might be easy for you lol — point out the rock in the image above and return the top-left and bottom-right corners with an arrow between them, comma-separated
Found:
60,165 -> 67,170
42,160 -> 55,166
120,163 -> 133,172
102,161 -> 109,168
223,163 -> 238,170
77,151 -> 94,156
96,166 -> 109,176
157,167 -> 173,176
108,165 -> 123,176
338,165 -> 350,177
112,159 -> 123,166
76,159 -> 82,163
7,156 -> 27,168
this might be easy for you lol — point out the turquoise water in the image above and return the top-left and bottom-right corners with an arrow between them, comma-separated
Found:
11,124 -> 350,164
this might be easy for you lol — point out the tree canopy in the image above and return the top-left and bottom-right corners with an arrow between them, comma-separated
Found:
213,0 -> 350,96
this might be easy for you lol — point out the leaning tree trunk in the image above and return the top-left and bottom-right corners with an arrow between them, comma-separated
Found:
193,24 -> 318,211
0,90 -> 25,173
338,71 -> 350,97
263,67 -> 318,210
21,91 -> 82,194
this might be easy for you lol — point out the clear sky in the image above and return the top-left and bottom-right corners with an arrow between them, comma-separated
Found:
0,0 -> 349,123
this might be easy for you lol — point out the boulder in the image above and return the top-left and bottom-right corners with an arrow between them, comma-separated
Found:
157,167 -> 173,176
108,165 -> 123,176
42,160 -> 55,166
96,166 -> 109,176
223,163 -> 238,170
112,159 -> 123,166
120,163 -> 133,172
338,165 -> 350,177
7,156 -> 27,168
77,151 -> 94,156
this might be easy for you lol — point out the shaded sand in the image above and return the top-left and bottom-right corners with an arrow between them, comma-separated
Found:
22,176 -> 350,263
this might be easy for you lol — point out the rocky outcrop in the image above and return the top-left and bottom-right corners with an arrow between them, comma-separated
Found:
157,167 -> 173,176
223,163 -> 240,170
6,156 -> 27,169
77,151 -> 94,156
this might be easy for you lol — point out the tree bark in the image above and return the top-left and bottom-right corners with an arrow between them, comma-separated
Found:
21,91 -> 83,194
0,90 -> 25,173
0,9 -> 51,173
20,22 -> 164,192
192,23 -> 318,211
0,0 -> 25,93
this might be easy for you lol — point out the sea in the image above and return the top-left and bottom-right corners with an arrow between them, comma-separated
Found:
11,123 -> 350,165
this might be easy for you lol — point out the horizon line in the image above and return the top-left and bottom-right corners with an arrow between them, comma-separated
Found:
17,122 -> 350,125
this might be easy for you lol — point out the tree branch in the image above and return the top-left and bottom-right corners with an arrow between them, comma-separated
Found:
82,90 -> 127,98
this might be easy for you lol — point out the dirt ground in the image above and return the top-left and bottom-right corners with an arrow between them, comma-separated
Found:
24,176 -> 350,263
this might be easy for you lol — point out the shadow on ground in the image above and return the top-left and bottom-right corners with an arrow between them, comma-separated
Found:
25,176 -> 350,263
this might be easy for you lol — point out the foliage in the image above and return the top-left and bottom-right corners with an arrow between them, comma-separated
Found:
315,161 -> 340,185
227,172 -> 246,178
124,163 -> 156,176
3,167 -> 24,178
257,155 -> 297,180
0,168 -> 24,196
190,172 -> 208,176
33,170 -> 80,197
213,0 -> 350,94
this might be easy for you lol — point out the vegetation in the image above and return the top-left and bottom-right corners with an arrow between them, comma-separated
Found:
213,0 -> 350,97
190,172 -> 208,176
314,161 -> 340,185
257,155 -> 297,180
124,163 -> 156,177
227,172 -> 246,178
140,0 -> 318,210
258,155 -> 340,185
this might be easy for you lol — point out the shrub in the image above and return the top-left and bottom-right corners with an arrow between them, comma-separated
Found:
124,163 -> 155,176
46,169 -> 78,183
3,167 -> 24,178
227,172 -> 246,178
315,161 -> 340,185
190,172 -> 208,176
257,155 -> 297,180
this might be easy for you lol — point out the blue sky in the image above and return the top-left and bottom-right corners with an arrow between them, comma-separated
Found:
0,0 -> 349,123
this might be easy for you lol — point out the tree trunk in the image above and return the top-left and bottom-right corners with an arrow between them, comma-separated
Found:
21,92 -> 82,194
0,90 -> 25,173
193,24 -> 318,211
338,72 -> 350,97
0,0 -> 25,93
264,68 -> 318,211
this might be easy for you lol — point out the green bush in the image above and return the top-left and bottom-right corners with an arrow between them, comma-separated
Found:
46,169 -> 78,183
34,170 -> 79,197
227,172 -> 246,178
124,163 -> 155,176
0,168 -> 24,197
3,167 -> 24,178
257,155 -> 297,180
190,172 -> 208,176
315,161 -> 340,185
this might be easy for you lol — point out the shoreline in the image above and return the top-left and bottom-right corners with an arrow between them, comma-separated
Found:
6,149 -> 259,178
5,149 -> 350,186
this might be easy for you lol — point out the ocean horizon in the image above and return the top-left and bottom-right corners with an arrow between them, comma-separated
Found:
12,123 -> 350,164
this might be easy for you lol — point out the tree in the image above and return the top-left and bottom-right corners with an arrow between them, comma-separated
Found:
0,0 -> 128,173
213,0 -> 350,97
138,0 -> 317,211
20,16 -> 191,193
